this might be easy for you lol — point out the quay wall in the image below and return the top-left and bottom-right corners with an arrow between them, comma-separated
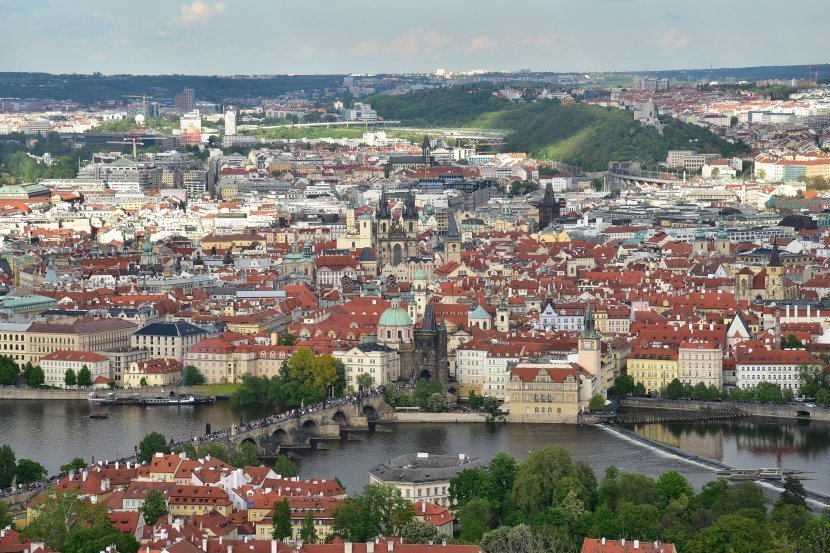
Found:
621,398 -> 830,422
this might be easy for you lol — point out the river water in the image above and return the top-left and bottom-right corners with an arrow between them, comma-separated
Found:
1,400 -> 828,497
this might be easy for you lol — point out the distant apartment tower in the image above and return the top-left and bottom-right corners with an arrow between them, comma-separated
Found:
174,87 -> 196,111
179,110 -> 202,145
224,107 -> 237,136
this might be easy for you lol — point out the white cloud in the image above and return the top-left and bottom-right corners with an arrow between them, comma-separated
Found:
465,36 -> 500,53
390,27 -> 448,57
659,28 -> 690,49
91,10 -> 114,24
350,40 -> 383,55
533,33 -> 557,48
174,0 -> 226,26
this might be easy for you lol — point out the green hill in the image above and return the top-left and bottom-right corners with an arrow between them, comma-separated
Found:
369,87 -> 747,171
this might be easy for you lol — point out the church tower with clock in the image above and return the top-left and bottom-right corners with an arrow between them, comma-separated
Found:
577,303 -> 602,383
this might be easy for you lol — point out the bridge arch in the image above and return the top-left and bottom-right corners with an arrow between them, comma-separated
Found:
332,410 -> 347,425
241,437 -> 257,448
302,419 -> 320,437
362,405 -> 377,420
272,428 -> 290,445
796,410 -> 811,418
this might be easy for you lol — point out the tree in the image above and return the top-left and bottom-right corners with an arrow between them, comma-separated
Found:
15,459 -> 46,484
331,499 -> 376,542
699,514 -> 771,553
0,500 -> 12,530
137,432 -> 170,463
401,521 -> 446,544
139,377 -> 148,387
230,443 -> 260,468
24,489 -> 111,551
414,378 -> 443,409
775,476 -> 807,509
457,497 -> 492,543
182,365 -> 206,386
426,392 -> 446,412
613,374 -> 634,397
657,471 -> 693,504
274,455 -> 297,477
449,468 -> 492,509
60,457 -> 86,473
300,511 -> 318,544
63,525 -> 140,553
588,394 -> 605,412
140,489 -> 168,525
781,334 -> 804,349
356,373 -> 374,392
0,356 -> 19,386
27,365 -> 44,388
0,445 -> 15,488
76,366 -> 92,388
64,368 -> 77,388
665,378 -> 684,399
798,365 -> 825,398
754,381 -> 784,404
272,499 -> 293,541
360,483 -> 413,536
277,333 -> 297,346
480,524 -> 573,553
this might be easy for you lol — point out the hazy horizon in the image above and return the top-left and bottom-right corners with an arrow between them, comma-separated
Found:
1,0 -> 829,76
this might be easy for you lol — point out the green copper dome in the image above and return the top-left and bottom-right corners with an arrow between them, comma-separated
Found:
379,303 -> 412,327
413,268 -> 427,280
468,305 -> 491,320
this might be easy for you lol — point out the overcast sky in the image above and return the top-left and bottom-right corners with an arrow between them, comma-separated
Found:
2,0 -> 828,75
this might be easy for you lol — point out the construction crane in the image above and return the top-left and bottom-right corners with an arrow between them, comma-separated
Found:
106,138 -> 145,159
123,94 -> 154,120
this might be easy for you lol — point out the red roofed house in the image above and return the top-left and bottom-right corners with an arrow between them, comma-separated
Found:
40,350 -> 110,389
736,348 -> 821,391
581,538 -> 677,553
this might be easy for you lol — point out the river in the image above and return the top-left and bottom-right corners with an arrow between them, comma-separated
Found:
1,400 -> 828,497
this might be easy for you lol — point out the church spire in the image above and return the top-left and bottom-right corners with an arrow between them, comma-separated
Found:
377,187 -> 391,219
582,303 -> 599,339
768,239 -> 782,268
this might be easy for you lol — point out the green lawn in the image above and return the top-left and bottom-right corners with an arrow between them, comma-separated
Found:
189,383 -> 241,395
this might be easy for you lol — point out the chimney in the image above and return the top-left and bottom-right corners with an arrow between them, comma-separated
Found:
202,538 -> 208,552
82,470 -> 88,482
228,547 -> 233,553
387,541 -> 394,552
271,541 -> 278,553
621,539 -> 626,546
367,542 -> 375,553
634,540 -> 640,549
601,538 -> 606,545
345,542 -> 353,553
421,503 -> 426,514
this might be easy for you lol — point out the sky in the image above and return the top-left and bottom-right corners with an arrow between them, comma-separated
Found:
1,0 -> 829,75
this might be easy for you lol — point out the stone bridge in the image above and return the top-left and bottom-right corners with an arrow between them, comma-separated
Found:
223,395 -> 393,456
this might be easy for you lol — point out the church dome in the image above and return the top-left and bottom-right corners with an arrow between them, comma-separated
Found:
413,268 -> 427,280
468,305 -> 490,320
379,302 -> 412,327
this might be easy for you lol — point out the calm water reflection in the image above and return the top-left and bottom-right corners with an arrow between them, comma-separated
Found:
2,400 -> 828,496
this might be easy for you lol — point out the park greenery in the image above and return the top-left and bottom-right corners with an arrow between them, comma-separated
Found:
0,444 -> 47,487
615,371 -> 830,406
368,86 -> 747,171
0,132 -> 92,184
331,483 -> 414,542
24,488 -> 139,553
140,489 -> 168,525
445,446 -> 830,553
232,348 -> 345,408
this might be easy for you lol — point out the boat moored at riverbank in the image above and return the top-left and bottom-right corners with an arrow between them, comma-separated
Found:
88,392 -> 215,406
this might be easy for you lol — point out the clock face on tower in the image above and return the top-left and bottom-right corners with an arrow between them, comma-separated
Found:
582,340 -> 592,350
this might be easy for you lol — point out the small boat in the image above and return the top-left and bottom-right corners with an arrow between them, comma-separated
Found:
89,411 -> 109,420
